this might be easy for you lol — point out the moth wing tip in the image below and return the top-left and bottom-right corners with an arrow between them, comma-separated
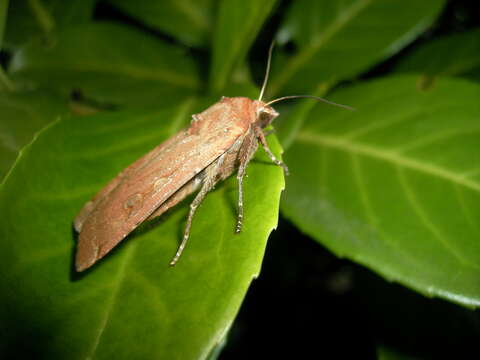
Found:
75,254 -> 96,272
73,219 -> 83,233
75,262 -> 88,272
75,235 -> 101,272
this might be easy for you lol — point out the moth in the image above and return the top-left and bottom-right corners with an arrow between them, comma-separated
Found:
74,45 -> 352,271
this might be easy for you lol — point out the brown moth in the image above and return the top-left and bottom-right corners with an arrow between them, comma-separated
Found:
74,44 -> 352,271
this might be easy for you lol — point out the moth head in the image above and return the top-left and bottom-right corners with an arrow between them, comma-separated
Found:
254,101 -> 279,128
255,43 -> 354,129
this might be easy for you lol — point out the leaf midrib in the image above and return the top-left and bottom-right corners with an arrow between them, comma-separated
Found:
296,130 -> 480,192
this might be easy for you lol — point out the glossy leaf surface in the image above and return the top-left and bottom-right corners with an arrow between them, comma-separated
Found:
395,28 -> 480,79
9,22 -> 200,107
0,91 -> 68,179
3,0 -> 95,49
268,0 -> 446,97
282,75 -> 480,307
106,0 -> 215,47
0,0 -> 7,48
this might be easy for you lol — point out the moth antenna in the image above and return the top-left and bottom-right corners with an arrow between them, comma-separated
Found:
258,41 -> 275,102
264,95 -> 355,111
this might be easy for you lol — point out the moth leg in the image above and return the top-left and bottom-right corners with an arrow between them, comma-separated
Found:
235,168 -> 246,234
235,131 -> 258,233
254,126 -> 289,175
169,156 -> 223,266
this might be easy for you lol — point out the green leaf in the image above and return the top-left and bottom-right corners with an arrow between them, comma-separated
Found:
209,0 -> 277,94
465,67 -> 480,83
0,98 -> 284,358
3,0 -> 96,49
0,0 -> 10,91
281,75 -> 480,307
0,91 -> 68,180
0,0 -> 8,48
205,332 -> 228,360
9,22 -> 200,107
395,28 -> 480,79
267,0 -> 446,97
106,0 -> 215,47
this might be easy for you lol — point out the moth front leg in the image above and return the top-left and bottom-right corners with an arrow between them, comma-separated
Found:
254,126 -> 289,175
235,131 -> 258,234
169,155 -> 224,266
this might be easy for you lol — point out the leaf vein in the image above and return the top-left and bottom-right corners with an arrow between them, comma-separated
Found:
296,131 -> 480,192
342,107 -> 419,140
88,243 -> 137,358
350,154 -> 378,226
350,154 -> 429,270
454,184 -> 480,237
460,167 -> 480,179
396,167 -> 479,269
